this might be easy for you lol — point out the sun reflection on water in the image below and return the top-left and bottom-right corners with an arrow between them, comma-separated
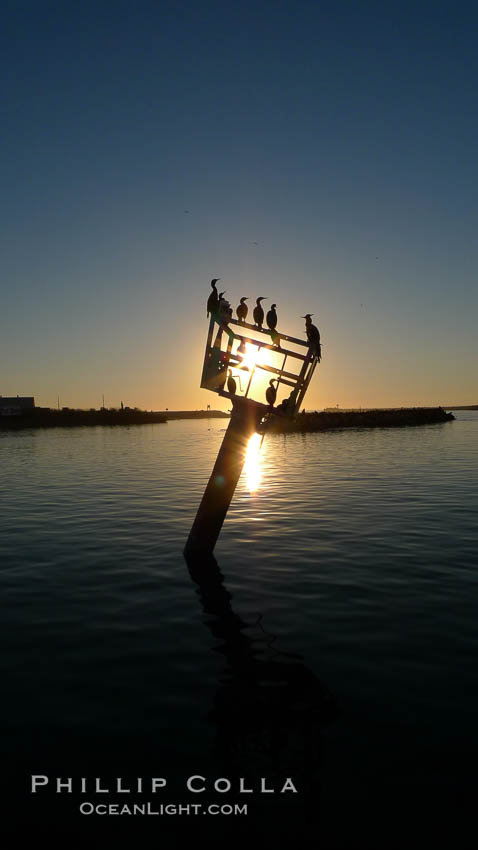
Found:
244,432 -> 263,492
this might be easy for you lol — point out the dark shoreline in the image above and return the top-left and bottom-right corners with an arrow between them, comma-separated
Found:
0,409 -> 168,430
269,407 -> 455,433
164,410 -> 230,420
0,406 -> 457,432
441,404 -> 477,410
0,408 -> 232,430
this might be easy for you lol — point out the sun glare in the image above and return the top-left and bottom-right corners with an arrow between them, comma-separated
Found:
244,432 -> 262,492
239,342 -> 260,372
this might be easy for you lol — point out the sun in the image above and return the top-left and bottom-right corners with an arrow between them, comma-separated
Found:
238,342 -> 260,372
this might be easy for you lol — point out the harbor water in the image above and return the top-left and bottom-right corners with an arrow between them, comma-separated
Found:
1,411 -> 477,844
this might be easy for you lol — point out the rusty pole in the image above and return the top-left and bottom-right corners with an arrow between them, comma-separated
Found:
184,398 -> 262,557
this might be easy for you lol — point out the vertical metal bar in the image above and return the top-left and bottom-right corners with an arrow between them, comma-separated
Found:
206,315 -> 215,350
224,328 -> 234,370
295,346 -> 314,387
277,351 -> 288,388
244,346 -> 261,398
294,353 -> 318,413
201,316 -> 218,387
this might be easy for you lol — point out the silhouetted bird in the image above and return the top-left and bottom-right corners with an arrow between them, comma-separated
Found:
227,370 -> 237,395
276,388 -> 298,415
207,279 -> 220,318
266,303 -> 278,331
218,291 -> 232,323
253,297 -> 267,329
302,314 -> 322,361
265,379 -> 277,407
236,297 -> 249,322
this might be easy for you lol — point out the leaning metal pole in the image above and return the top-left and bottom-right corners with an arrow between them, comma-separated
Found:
185,301 -> 317,557
184,398 -> 262,557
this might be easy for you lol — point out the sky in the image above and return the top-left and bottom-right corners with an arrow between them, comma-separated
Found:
2,0 -> 477,410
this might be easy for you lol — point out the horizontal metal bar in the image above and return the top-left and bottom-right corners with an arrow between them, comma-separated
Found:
227,317 -> 309,348
253,364 -> 298,385
217,391 -> 269,412
261,373 -> 296,388
230,334 -> 307,362
223,364 -> 300,389
229,355 -> 299,382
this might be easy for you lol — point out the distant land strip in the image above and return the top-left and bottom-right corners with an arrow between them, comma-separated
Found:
0,406 -> 463,431
269,407 -> 455,434
441,404 -> 478,410
163,410 -> 229,420
0,409 -> 168,430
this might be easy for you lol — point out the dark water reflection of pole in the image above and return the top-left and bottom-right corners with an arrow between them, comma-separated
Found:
185,553 -> 339,839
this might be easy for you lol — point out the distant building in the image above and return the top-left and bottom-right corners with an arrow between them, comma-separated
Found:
0,396 -> 35,416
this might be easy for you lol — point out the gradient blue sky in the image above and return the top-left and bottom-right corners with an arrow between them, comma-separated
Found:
2,0 -> 477,410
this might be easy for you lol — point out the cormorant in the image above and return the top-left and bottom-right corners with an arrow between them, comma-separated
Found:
218,291 -> 232,323
276,387 -> 298,415
265,379 -> 277,407
227,370 -> 237,395
236,297 -> 249,322
266,303 -> 278,331
253,297 -> 267,329
301,314 -> 322,360
207,279 -> 220,318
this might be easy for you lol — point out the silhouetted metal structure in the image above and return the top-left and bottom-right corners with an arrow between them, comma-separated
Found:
184,304 -> 320,556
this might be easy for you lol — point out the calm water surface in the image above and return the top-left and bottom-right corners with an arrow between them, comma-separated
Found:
1,412 -> 477,843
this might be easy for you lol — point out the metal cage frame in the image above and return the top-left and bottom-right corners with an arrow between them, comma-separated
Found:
200,312 -> 319,419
